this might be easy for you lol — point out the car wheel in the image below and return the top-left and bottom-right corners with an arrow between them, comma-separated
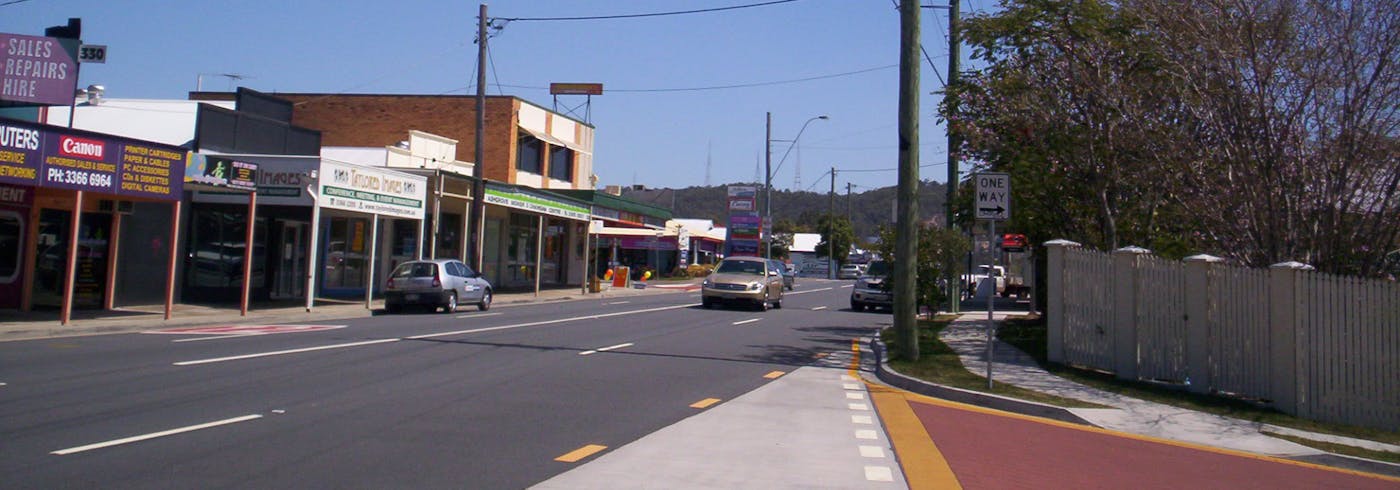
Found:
702,297 -> 714,308
386,303 -> 402,314
442,291 -> 458,313
773,298 -> 782,309
756,297 -> 768,312
478,289 -> 492,311
851,300 -> 864,312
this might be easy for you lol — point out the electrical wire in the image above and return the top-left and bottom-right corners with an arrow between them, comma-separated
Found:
496,0 -> 801,22
0,0 -> 36,6
461,63 -> 894,95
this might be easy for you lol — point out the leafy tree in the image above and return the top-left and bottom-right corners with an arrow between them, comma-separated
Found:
814,215 -> 855,266
872,225 -> 971,314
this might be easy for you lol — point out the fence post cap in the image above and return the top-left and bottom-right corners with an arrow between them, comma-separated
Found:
1043,239 -> 1081,248
1113,245 -> 1152,255
1184,254 -> 1226,263
1269,261 -> 1315,270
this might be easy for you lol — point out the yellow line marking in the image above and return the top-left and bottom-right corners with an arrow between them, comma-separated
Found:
690,398 -> 722,409
869,384 -> 963,489
763,371 -> 786,379
883,382 -> 1400,483
554,444 -> 607,463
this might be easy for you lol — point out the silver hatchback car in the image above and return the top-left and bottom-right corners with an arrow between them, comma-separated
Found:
384,259 -> 493,313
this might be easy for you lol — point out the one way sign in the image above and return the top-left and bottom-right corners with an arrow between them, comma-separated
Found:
975,172 -> 1010,221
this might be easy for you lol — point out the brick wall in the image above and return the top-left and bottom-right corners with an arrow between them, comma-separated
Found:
277,94 -> 521,183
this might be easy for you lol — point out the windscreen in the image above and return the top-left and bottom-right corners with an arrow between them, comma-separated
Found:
715,260 -> 763,275
866,261 -> 890,276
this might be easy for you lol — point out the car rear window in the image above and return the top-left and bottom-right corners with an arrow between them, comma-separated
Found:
866,261 -> 890,276
392,262 -> 436,278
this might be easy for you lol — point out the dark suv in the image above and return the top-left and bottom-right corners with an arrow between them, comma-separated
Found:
849,260 -> 892,312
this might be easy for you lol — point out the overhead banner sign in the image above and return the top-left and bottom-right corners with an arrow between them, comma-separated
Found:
484,184 -> 591,222
0,117 -> 185,200
186,153 -> 258,191
319,159 -> 426,219
0,33 -> 79,106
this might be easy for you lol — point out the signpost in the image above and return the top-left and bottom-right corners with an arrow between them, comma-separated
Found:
974,172 -> 1009,389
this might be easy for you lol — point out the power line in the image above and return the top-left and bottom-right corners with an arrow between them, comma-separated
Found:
0,0 -> 36,6
496,0 -> 801,22
488,64 -> 894,94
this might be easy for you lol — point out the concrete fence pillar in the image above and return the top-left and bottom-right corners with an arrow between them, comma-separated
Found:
1044,240 -> 1081,365
1112,246 -> 1152,381
1183,254 -> 1225,395
1269,261 -> 1314,416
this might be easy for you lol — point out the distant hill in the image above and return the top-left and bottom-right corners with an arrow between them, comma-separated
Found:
620,181 -> 949,239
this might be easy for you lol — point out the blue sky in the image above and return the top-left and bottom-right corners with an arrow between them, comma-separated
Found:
3,0 -> 987,193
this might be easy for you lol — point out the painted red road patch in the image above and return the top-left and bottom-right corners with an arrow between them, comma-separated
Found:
144,325 -> 345,335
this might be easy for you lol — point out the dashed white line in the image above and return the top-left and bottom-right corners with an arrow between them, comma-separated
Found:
173,303 -> 696,366
174,339 -> 400,366
864,466 -> 895,482
846,392 -> 866,400
841,284 -> 854,289
784,287 -> 834,295
811,306 -> 828,311
172,334 -> 262,343
851,415 -> 873,425
855,429 -> 879,440
454,312 -> 502,319
731,318 -> 761,325
843,383 -> 861,390
51,414 -> 263,455
606,301 -> 630,305
580,342 -> 635,356
859,445 -> 886,458
848,403 -> 870,411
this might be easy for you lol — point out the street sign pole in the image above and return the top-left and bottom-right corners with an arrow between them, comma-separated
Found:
974,172 -> 1010,389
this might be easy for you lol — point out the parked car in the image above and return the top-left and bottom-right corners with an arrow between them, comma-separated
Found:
701,256 -> 784,311
384,259 -> 492,313
768,259 -> 795,291
850,260 -> 893,312
838,263 -> 863,279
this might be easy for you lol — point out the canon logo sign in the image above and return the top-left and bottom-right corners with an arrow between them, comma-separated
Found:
60,136 -> 105,159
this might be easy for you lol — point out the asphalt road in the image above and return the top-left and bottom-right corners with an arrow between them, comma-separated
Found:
1,280 -> 884,489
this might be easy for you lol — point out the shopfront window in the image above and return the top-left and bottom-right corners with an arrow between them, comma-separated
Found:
323,216 -> 369,289
187,207 -> 267,294
517,134 -> 542,174
506,213 -> 537,287
0,212 -> 20,282
541,218 -> 567,285
547,146 -> 573,181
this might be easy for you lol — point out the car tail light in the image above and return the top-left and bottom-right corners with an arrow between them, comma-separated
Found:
386,277 -> 395,289
432,275 -> 441,288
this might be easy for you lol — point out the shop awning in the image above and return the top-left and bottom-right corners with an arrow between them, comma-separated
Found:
520,126 -> 591,156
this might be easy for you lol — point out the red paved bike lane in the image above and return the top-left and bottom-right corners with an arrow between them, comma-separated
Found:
871,386 -> 1399,489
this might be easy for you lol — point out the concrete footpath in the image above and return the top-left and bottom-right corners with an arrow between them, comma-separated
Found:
924,312 -> 1400,475
0,280 -> 701,343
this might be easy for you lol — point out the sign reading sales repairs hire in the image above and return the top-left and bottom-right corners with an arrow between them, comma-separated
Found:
1,33 -> 79,106
0,118 -> 185,200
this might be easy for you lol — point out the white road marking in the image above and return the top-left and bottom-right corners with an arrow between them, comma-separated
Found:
173,339 -> 401,366
411,304 -> 695,340
843,383 -> 861,390
51,414 -> 263,455
606,301 -> 630,305
454,312 -> 502,319
172,334 -> 262,343
580,342 -> 634,356
855,429 -> 878,440
0,382 -> 6,387
731,319 -> 761,325
174,303 -> 695,366
865,466 -> 894,482
859,445 -> 886,458
811,306 -> 828,311
846,392 -> 866,400
848,403 -> 870,411
784,287 -> 833,295
852,415 -> 873,425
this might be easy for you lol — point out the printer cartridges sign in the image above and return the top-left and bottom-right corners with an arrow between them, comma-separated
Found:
0,118 -> 184,200
318,160 -> 425,219
1,33 -> 79,106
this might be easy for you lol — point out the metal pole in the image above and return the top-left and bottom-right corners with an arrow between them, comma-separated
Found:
241,191 -> 257,316
764,112 -> 772,260
366,216 -> 378,310
828,167 -> 835,280
60,190 -> 83,325
896,0 -> 922,360
581,222 -> 590,295
946,0 -> 963,315
306,186 -> 322,312
467,3 -> 489,272
534,214 -> 544,297
164,200 -> 181,320
431,171 -> 442,259
987,219 -> 996,389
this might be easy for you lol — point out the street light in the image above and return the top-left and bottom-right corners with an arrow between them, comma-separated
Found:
765,113 -> 829,259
